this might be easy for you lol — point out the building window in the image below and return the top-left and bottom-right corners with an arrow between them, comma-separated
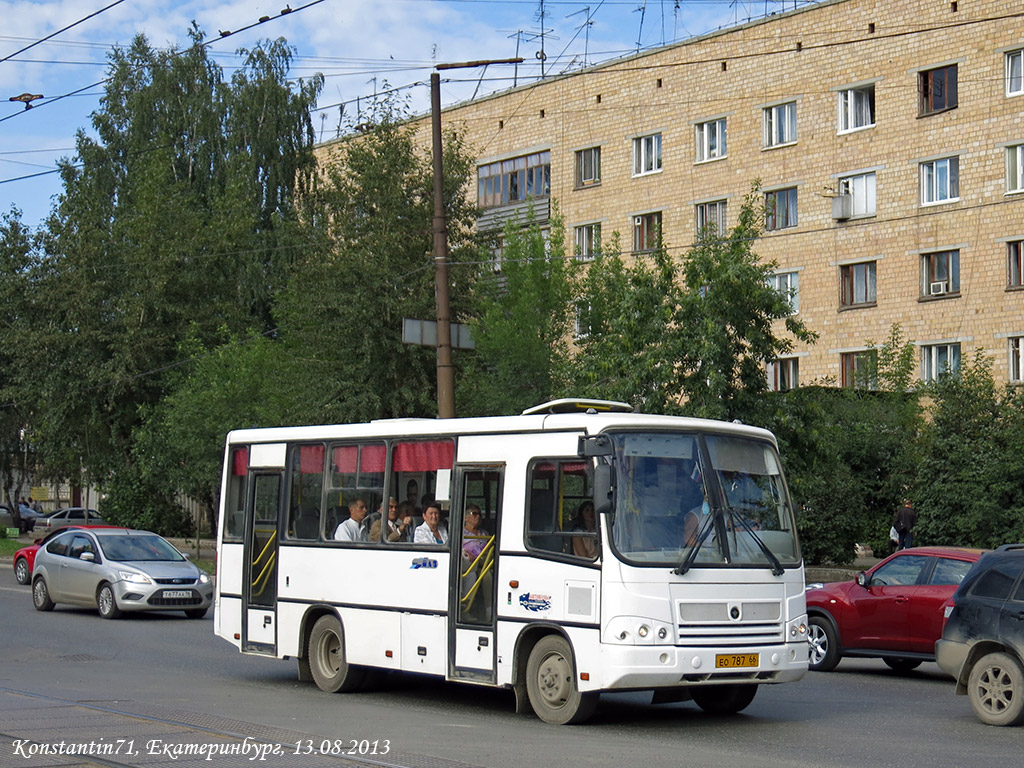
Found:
632,133 -> 662,176
574,223 -> 601,261
1009,241 -> 1024,288
841,350 -> 878,389
1007,145 -> 1024,194
837,172 -> 876,216
920,157 -> 959,205
695,200 -> 727,236
477,151 -> 550,209
765,187 -> 798,230
921,343 -> 961,382
1010,337 -> 1024,383
574,302 -> 593,340
919,64 -> 957,116
695,118 -> 727,162
837,85 -> 875,133
575,146 -> 601,188
771,271 -> 799,313
763,102 -> 797,147
632,212 -> 661,253
921,250 -> 960,296
1007,49 -> 1023,97
768,358 -> 799,392
840,261 -> 877,307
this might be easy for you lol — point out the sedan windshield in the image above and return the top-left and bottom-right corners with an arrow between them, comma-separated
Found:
607,431 -> 799,568
98,535 -> 185,562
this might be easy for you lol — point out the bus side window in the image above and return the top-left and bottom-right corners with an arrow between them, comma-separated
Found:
224,446 -> 248,541
288,444 -> 324,541
526,459 -> 593,556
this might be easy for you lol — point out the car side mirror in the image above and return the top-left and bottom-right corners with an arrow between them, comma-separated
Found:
856,571 -> 867,587
80,551 -> 96,563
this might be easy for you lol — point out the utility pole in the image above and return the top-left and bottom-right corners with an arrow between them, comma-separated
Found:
431,59 -> 521,419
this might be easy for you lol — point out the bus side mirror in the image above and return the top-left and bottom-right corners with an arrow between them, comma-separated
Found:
594,463 -> 613,516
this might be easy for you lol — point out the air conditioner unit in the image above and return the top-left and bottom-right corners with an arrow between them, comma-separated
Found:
832,194 -> 853,221
929,280 -> 948,295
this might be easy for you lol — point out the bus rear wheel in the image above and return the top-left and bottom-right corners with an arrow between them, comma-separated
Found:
525,635 -> 598,725
692,683 -> 758,715
308,615 -> 365,693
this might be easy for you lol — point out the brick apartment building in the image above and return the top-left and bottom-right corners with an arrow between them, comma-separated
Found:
318,0 -> 1024,390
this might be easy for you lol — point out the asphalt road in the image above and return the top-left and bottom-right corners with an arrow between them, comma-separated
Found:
0,564 -> 1015,768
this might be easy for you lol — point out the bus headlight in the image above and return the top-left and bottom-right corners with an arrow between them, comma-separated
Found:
605,617 -> 674,645
788,618 -> 808,639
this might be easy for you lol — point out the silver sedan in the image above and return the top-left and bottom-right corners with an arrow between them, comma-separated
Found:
31,528 -> 213,619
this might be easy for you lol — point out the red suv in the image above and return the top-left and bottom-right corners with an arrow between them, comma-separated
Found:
806,546 -> 984,672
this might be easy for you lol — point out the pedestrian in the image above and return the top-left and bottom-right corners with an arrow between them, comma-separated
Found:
892,501 -> 917,551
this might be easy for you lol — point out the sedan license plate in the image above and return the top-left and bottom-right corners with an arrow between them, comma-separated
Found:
715,653 -> 759,669
162,590 -> 192,599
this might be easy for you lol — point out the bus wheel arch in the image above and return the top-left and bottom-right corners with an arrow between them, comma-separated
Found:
307,612 -> 366,693
517,628 -> 598,725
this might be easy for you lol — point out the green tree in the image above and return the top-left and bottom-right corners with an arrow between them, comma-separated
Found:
459,211 -> 575,416
275,96 -> 477,425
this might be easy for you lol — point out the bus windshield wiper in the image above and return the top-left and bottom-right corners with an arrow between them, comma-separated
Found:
729,509 -> 784,576
673,508 -> 717,576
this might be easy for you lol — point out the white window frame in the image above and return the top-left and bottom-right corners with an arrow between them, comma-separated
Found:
1007,49 -> 1024,97
695,200 -> 727,236
1009,240 -> 1024,288
574,222 -> 601,261
1010,337 -> 1024,383
921,249 -> 960,296
921,343 -> 962,383
575,146 -> 601,188
1007,145 -> 1024,194
632,133 -> 662,177
695,118 -> 727,163
763,102 -> 797,148
771,271 -> 800,313
920,156 -> 959,205
767,357 -> 799,392
837,85 -> 876,133
837,172 -> 877,217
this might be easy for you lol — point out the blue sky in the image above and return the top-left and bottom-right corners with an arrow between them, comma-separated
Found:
0,0 -> 810,228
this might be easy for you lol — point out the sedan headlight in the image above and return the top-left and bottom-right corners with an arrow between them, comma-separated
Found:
198,572 -> 211,585
117,570 -> 152,585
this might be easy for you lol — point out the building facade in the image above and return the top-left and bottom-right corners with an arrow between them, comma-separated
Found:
320,0 -> 1024,389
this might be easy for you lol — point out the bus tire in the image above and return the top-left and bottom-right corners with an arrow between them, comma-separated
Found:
525,635 -> 598,725
308,615 -> 365,693
692,683 -> 758,715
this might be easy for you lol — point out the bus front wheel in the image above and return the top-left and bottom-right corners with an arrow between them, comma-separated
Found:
308,615 -> 365,693
525,635 -> 598,725
691,683 -> 758,715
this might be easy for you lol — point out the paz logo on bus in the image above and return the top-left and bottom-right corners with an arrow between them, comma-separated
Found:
518,593 -> 551,612
410,558 -> 438,569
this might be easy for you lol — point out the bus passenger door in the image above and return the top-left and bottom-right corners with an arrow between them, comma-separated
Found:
449,465 -> 503,683
243,471 -> 283,654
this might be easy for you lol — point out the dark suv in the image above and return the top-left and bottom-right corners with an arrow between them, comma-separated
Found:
936,544 -> 1024,726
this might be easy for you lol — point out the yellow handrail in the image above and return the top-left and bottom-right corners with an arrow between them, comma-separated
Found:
250,529 -> 277,597
460,536 -> 496,610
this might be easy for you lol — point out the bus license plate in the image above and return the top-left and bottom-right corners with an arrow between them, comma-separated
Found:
715,653 -> 759,669
163,590 -> 191,599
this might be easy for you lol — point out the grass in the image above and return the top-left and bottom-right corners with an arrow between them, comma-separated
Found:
0,537 -> 24,557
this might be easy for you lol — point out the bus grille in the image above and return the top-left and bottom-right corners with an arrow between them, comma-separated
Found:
676,600 -> 784,646
676,622 -> 784,646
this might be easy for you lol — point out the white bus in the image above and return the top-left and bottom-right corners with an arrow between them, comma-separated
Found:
214,399 -> 808,724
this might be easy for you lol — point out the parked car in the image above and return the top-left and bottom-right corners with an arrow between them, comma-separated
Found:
13,524 -> 117,585
936,544 -> 1024,726
0,504 -> 41,534
34,507 -> 105,531
806,546 -> 984,672
31,527 -> 213,619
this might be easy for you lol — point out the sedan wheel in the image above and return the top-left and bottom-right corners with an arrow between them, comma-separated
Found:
32,577 -> 54,611
14,558 -> 30,585
97,583 -> 123,619
968,652 -> 1024,726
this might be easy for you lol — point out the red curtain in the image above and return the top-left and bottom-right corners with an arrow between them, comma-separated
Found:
299,444 -> 324,474
393,440 -> 454,471
332,445 -> 358,473
362,444 -> 386,472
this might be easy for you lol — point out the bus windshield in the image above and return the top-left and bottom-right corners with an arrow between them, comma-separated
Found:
607,432 -> 799,568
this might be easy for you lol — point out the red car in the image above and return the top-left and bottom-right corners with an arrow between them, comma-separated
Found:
805,546 -> 984,673
12,525 -> 117,585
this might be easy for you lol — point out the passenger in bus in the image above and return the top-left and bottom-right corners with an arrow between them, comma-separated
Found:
462,504 -> 489,559
571,500 -> 598,558
414,501 -> 448,544
334,498 -> 369,542
370,498 -> 414,542
461,504 -> 492,621
405,479 -> 421,515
